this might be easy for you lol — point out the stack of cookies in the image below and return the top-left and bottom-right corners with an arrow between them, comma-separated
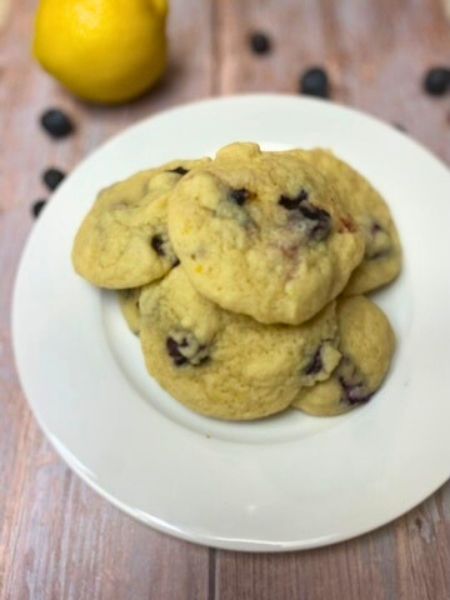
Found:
72,143 -> 401,420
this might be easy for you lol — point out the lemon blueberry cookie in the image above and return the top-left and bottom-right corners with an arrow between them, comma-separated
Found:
72,158 -> 209,289
168,143 -> 365,325
139,266 -> 341,420
292,296 -> 395,416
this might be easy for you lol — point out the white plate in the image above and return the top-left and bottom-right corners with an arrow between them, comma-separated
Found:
13,94 -> 450,552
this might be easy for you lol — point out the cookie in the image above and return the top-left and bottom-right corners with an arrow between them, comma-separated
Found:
168,143 -> 365,325
139,266 -> 341,420
292,296 -> 395,416
292,149 -> 402,294
72,159 -> 209,289
118,288 -> 142,334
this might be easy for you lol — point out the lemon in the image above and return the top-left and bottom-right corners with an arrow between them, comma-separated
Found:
33,0 -> 168,104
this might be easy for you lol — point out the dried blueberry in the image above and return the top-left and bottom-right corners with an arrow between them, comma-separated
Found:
31,199 -> 46,219
278,189 -> 308,210
249,32 -> 272,55
230,188 -> 250,206
42,167 -> 66,191
300,67 -> 330,98
172,257 -> 181,268
423,67 -> 450,96
40,109 -> 75,139
169,166 -> 189,176
304,347 -> 323,375
151,234 -> 165,256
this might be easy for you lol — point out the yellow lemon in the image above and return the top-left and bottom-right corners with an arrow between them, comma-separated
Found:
33,0 -> 168,104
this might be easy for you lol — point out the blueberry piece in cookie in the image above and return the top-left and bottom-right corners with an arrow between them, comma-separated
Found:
150,234 -> 166,256
279,189 -> 331,241
278,189 -> 309,210
339,378 -> 371,405
302,341 -> 341,386
166,331 -> 210,367
166,336 -> 188,366
304,347 -> 323,375
168,166 -> 189,176
230,188 -> 250,206
338,358 -> 372,405
298,203 -> 332,241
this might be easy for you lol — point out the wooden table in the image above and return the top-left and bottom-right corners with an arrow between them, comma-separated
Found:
2,1 -> 450,598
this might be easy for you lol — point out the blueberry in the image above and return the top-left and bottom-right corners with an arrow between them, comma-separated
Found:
339,376 -> 371,406
166,334 -> 209,367
172,257 -> 181,268
151,234 -> 165,256
230,188 -> 250,206
300,67 -> 330,98
166,336 -> 188,366
279,190 -> 331,241
278,189 -> 308,210
40,109 -> 75,138
423,67 -> 450,96
31,199 -> 47,219
304,347 -> 323,375
42,167 -> 66,191
298,204 -> 332,241
249,32 -> 271,55
151,233 -> 178,264
393,122 -> 407,133
169,166 -> 189,176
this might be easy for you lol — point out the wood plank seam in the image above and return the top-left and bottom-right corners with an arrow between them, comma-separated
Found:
208,548 -> 217,600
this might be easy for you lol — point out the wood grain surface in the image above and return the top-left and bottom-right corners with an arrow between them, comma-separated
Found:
1,1 -> 450,599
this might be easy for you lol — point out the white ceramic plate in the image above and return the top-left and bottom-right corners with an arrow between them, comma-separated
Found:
13,94 -> 450,552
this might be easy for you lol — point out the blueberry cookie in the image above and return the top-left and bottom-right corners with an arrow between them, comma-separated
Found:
292,149 -> 402,294
72,159 -> 209,289
118,288 -> 142,334
139,267 -> 341,420
168,143 -> 365,325
292,296 -> 395,416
